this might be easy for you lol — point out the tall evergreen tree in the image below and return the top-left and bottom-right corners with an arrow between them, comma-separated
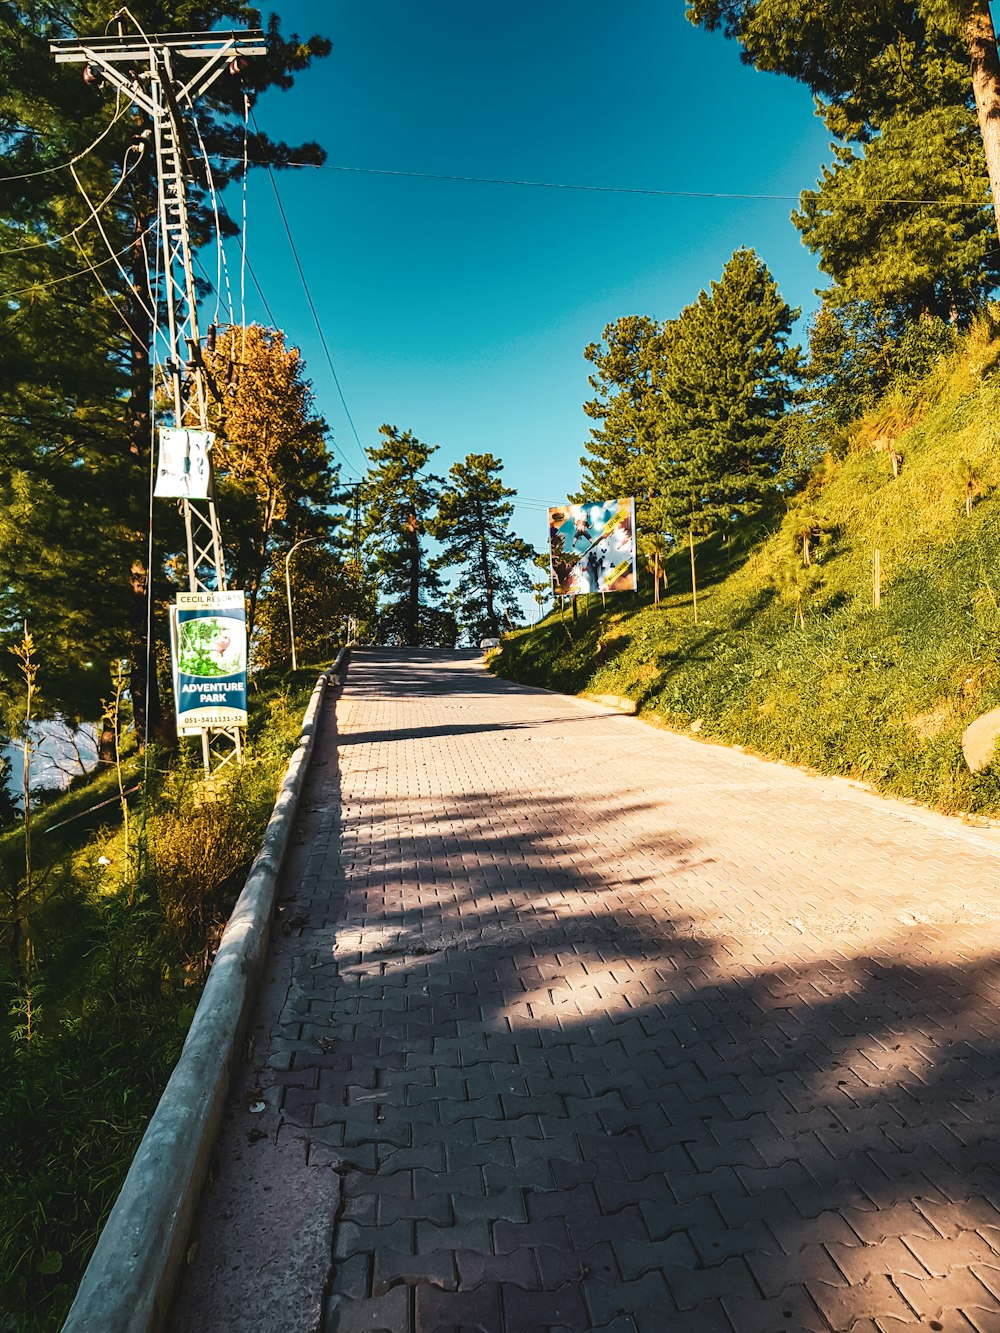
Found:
686,1 -> 1000,322
362,426 -> 446,647
793,106 -> 998,322
804,301 -> 956,427
658,249 -> 800,615
579,315 -> 670,532
434,454 -> 533,641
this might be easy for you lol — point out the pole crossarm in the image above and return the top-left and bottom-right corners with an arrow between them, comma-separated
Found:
50,31 -> 265,115
50,31 -> 266,62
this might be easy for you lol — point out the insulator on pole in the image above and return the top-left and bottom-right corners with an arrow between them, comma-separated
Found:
206,323 -> 217,354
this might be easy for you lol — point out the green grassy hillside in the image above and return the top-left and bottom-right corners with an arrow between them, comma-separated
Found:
495,317 -> 1000,816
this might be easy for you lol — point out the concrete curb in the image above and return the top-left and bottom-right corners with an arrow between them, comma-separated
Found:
62,659 -> 341,1333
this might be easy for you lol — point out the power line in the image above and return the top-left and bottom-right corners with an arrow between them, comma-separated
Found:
0,135 -> 142,257
185,97 -> 234,326
70,148 -> 155,320
206,187 -> 279,327
243,253 -> 278,327
0,101 -> 131,184
248,111 -> 367,478
1,225 -> 154,300
215,155 -> 993,209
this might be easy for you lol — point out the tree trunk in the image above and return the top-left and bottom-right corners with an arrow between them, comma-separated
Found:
407,514 -> 421,647
98,719 -> 117,766
965,0 -> 1000,246
128,201 -> 151,461
476,498 -> 497,634
7,910 -> 23,985
689,527 -> 698,625
129,558 -> 166,748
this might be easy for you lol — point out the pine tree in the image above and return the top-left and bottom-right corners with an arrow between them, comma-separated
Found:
658,249 -> 800,618
579,315 -> 670,532
793,106 -> 998,322
434,454 -> 533,641
361,426 -> 445,647
686,0 -> 1000,320
660,249 -> 800,522
804,300 -> 956,427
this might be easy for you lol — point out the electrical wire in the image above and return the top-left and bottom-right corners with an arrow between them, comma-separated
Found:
240,92 -> 249,366
69,227 -> 140,339
143,212 -> 163,759
0,101 -> 132,184
183,97 -> 234,326
139,218 -> 174,364
113,6 -> 150,42
215,155 -> 994,210
248,111 -> 367,477
243,252 -> 277,327
0,225 -> 154,300
70,155 -> 155,320
209,191 -> 276,324
0,137 -> 143,258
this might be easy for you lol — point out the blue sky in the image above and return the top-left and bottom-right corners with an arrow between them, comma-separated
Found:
221,1 -> 834,554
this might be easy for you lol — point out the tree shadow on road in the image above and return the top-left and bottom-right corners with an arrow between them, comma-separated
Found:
215,670 -> 1000,1333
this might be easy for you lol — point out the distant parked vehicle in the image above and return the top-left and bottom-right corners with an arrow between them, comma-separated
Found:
480,637 -> 500,652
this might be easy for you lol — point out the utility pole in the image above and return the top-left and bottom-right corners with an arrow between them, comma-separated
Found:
51,28 -> 266,774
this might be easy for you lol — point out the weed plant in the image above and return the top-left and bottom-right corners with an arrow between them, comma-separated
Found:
0,670 -> 317,1331
496,318 -> 1000,818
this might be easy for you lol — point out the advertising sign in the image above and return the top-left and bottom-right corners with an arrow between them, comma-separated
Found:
170,591 -> 247,735
154,427 -> 214,500
548,498 -> 637,595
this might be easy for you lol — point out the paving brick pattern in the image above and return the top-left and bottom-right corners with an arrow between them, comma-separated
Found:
174,649 -> 1000,1332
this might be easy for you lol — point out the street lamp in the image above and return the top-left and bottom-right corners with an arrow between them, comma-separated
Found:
285,537 -> 318,671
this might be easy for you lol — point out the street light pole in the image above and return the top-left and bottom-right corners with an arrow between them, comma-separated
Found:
285,537 -> 318,671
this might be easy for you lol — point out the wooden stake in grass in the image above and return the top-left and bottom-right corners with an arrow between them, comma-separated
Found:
873,548 -> 882,610
689,526 -> 699,625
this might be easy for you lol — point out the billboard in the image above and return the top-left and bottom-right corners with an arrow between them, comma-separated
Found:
548,498 -> 637,595
170,591 -> 247,735
154,427 -> 214,500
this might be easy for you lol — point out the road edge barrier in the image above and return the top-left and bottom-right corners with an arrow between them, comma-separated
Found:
62,648 -> 348,1333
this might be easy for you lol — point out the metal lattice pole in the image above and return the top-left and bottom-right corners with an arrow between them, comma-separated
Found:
51,30 -> 265,772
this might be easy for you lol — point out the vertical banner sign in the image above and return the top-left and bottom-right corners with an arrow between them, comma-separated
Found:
548,498 -> 637,595
171,591 -> 248,735
154,426 -> 214,499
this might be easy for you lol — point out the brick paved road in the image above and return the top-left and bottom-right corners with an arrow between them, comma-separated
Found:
171,648 -> 1000,1333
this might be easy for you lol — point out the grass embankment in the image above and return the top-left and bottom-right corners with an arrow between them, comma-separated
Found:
0,667 -> 322,1332
496,321 -> 1000,816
